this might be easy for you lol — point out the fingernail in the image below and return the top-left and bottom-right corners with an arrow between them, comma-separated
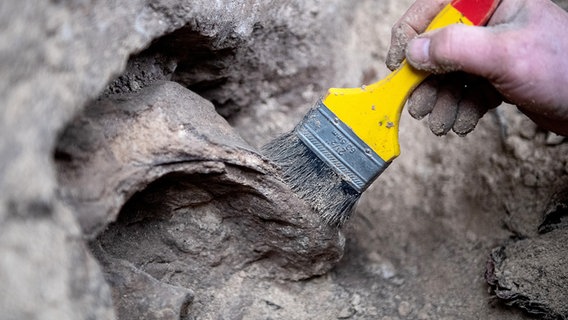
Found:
407,37 -> 431,66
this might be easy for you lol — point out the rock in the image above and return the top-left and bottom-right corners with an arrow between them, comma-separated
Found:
398,301 -> 412,317
486,229 -> 568,319
337,306 -> 356,319
55,80 -> 258,236
0,203 -> 115,320
545,132 -> 566,146
486,186 -> 568,320
0,0 -> 378,317
92,244 -> 194,320
3,0 -> 345,318
56,81 -> 343,318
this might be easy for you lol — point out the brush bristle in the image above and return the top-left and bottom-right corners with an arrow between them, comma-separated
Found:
262,131 -> 361,227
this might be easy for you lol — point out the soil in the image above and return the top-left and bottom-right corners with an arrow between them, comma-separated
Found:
224,1 -> 568,318
100,0 -> 568,318
3,0 -> 568,319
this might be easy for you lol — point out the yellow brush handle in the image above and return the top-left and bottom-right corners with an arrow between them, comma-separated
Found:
322,4 -> 476,163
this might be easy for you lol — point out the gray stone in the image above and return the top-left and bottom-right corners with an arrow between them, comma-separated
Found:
92,244 -> 194,320
486,188 -> 568,320
1,0 -> 352,317
486,228 -> 568,319
0,203 -> 114,320
57,81 -> 343,318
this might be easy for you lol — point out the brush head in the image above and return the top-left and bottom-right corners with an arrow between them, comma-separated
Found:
262,130 -> 361,227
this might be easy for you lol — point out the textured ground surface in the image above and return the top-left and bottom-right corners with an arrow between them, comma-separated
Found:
1,0 -> 568,319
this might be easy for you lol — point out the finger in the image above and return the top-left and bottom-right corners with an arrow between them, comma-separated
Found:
387,22 -> 417,71
407,76 -> 438,119
386,0 -> 451,70
406,24 -> 504,80
453,79 -> 502,136
428,76 -> 463,135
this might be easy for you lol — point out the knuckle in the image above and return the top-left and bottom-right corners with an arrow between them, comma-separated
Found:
432,27 -> 459,66
388,22 -> 416,69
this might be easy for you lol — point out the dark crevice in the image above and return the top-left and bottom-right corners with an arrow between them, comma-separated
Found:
114,172 -> 220,225
539,188 -> 568,234
102,25 -> 239,117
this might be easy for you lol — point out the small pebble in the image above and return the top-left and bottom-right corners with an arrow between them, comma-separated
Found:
398,301 -> 412,317
366,307 -> 378,316
391,277 -> 405,286
337,306 -> 355,319
546,132 -> 565,146
351,293 -> 361,306
523,172 -> 538,187
518,118 -> 537,139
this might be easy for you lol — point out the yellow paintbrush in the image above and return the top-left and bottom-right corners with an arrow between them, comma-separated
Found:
263,0 -> 500,226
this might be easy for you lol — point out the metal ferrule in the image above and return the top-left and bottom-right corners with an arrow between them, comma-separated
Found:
297,100 -> 390,192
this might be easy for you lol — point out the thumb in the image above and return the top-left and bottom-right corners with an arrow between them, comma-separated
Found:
406,24 -> 502,78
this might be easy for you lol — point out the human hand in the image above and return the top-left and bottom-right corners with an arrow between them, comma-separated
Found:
387,0 -> 568,136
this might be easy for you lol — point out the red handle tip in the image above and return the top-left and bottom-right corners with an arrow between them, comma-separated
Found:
451,0 -> 500,26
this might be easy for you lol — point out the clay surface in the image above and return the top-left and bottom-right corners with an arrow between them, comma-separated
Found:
487,229 -> 568,319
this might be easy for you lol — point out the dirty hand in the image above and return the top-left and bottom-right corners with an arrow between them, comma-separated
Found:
387,0 -> 568,136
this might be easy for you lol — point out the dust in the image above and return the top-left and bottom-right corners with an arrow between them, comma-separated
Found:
228,0 -> 568,318
66,0 -> 568,319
